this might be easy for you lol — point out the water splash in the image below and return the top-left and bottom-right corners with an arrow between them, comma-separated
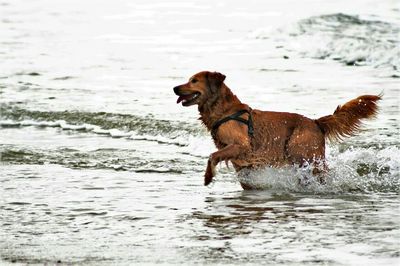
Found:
237,146 -> 399,193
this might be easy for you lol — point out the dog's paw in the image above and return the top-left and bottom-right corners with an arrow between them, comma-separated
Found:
204,159 -> 215,186
204,172 -> 213,186
204,157 -> 216,186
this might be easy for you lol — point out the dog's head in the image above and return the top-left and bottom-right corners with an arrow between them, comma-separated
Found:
173,71 -> 226,107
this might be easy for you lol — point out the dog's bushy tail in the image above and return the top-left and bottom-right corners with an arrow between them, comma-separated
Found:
316,94 -> 381,142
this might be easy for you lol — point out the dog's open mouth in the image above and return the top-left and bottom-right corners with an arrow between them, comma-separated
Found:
176,92 -> 200,106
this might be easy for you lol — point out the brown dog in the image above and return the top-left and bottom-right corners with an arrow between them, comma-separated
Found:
173,71 -> 380,189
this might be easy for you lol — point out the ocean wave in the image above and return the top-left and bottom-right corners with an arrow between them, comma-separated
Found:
0,105 -> 205,146
252,13 -> 400,73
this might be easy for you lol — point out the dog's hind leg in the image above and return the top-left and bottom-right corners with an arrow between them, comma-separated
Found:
297,159 -> 327,186
286,126 -> 327,185
312,160 -> 328,184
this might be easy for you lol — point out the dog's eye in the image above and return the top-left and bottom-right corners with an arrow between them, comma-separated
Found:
191,78 -> 198,84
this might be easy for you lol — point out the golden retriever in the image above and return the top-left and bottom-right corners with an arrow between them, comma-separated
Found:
173,71 -> 380,189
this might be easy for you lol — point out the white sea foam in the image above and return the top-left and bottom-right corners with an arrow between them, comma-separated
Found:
0,119 -> 197,146
109,129 -> 133,138
128,132 -> 191,146
0,120 -> 20,127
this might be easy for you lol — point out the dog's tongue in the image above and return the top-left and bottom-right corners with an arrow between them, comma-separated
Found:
176,94 -> 192,104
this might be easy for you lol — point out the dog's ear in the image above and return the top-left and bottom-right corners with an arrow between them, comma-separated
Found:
207,72 -> 226,92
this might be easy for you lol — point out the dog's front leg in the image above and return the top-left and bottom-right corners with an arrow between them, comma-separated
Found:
204,144 -> 246,186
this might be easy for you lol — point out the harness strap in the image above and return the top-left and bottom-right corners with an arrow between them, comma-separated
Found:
212,109 -> 254,137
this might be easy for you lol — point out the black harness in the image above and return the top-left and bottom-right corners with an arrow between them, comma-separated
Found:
211,109 -> 254,138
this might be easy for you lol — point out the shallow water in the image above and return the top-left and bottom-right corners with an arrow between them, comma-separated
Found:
0,0 -> 399,265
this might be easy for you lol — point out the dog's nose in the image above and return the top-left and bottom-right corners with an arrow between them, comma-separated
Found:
173,86 -> 180,95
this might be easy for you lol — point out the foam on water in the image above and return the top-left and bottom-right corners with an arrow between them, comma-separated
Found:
0,103 -> 207,146
0,119 -> 196,147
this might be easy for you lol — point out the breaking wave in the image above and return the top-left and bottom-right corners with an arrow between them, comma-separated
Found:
252,13 -> 400,74
0,105 -> 205,146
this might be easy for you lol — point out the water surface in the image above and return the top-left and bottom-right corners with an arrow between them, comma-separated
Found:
0,0 -> 399,264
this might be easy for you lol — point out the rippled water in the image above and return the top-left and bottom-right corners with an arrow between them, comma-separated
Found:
1,0 -> 399,265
